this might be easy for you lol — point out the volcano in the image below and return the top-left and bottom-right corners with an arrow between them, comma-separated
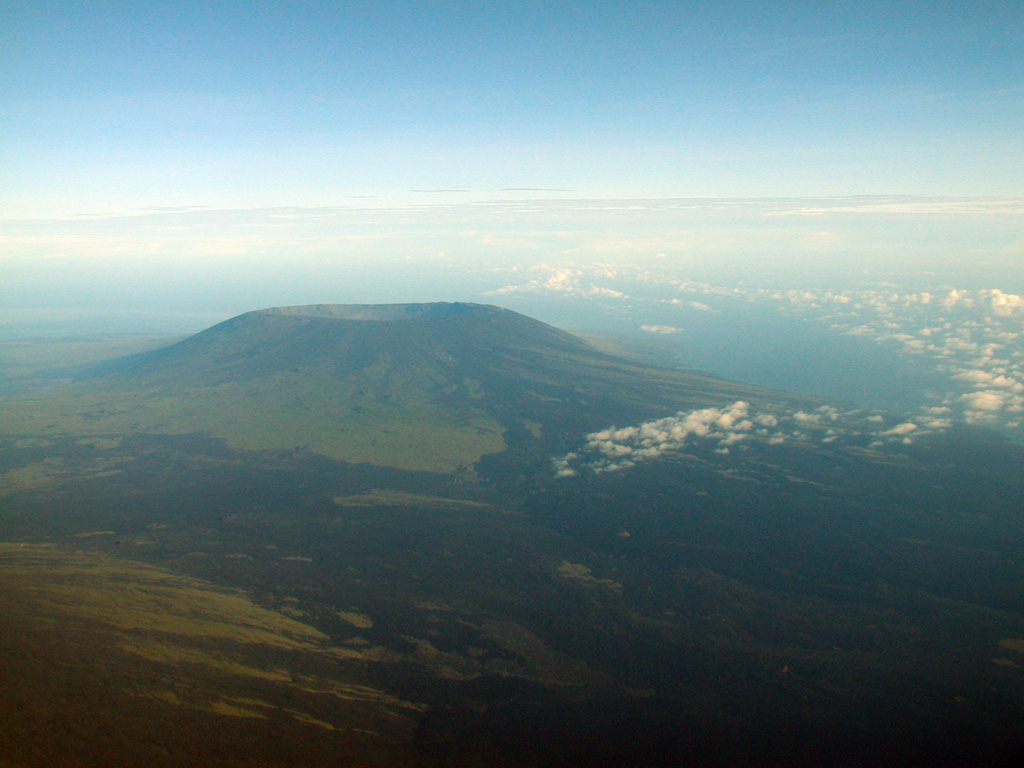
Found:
5,303 -> 794,471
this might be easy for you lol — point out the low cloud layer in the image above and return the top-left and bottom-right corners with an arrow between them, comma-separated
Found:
553,401 -> 949,476
754,286 -> 1024,430
488,260 -> 1024,438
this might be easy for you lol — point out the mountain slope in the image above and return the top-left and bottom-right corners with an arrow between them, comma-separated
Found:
1,303 -> 806,471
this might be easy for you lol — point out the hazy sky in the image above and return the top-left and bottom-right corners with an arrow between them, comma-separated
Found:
2,1 -> 1022,331
3,0 -> 1022,214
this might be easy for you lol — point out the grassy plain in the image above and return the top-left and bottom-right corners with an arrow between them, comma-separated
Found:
0,334 -> 183,380
0,543 -> 427,767
0,376 -> 506,471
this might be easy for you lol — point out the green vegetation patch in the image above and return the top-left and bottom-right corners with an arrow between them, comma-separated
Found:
0,543 -> 327,648
0,541 -> 428,761
0,334 -> 181,380
556,560 -> 623,592
337,611 -> 374,629
0,454 -> 129,496
0,377 -> 506,472
332,489 -> 494,511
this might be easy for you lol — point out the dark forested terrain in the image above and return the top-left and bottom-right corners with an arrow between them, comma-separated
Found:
1,305 -> 1023,767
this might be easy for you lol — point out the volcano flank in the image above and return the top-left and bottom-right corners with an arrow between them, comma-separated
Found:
3,302 -> 790,471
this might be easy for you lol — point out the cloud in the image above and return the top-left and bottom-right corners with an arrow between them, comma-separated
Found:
481,259 -> 1024,441
484,265 -> 629,299
553,402 -> 948,476
591,287 -> 627,298
685,281 -> 1024,436
882,422 -> 918,436
641,325 -> 684,334
961,390 -> 1007,412
991,375 -> 1023,390
988,289 -> 1024,316
953,369 -> 994,384
763,197 -> 1024,218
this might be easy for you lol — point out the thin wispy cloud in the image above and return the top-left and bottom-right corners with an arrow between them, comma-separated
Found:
765,197 -> 1024,218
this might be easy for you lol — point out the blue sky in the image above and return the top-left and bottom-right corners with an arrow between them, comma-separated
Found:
3,0 -> 1022,214
1,1 -> 1023,337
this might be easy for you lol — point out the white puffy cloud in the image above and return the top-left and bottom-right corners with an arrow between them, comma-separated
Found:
953,369 -> 994,384
484,265 -> 629,299
641,325 -> 684,334
961,391 -> 1005,412
793,411 -> 822,426
882,422 -> 917,436
591,287 -> 627,298
554,402 -> 948,476
942,289 -> 974,308
990,375 -> 1022,390
987,289 -> 1024,317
